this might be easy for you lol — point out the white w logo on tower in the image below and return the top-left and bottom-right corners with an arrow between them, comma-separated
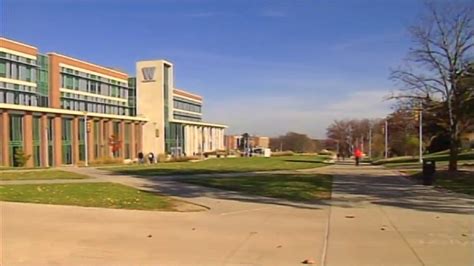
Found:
142,67 -> 156,82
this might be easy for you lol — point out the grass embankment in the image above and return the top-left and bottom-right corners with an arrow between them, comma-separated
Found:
105,155 -> 329,177
403,170 -> 474,196
0,170 -> 90,181
0,182 -> 177,210
373,151 -> 474,169
180,174 -> 332,202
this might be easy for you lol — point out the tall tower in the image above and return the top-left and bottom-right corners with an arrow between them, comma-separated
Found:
135,60 -> 174,156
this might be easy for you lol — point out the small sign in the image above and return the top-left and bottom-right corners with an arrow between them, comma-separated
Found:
142,67 -> 156,82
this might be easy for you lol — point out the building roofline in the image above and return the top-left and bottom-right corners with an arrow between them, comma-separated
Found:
174,88 -> 203,101
0,103 -> 148,122
137,59 -> 174,66
0,37 -> 37,50
170,119 -> 227,128
48,52 -> 128,76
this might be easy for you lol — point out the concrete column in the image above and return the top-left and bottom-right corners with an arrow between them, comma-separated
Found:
23,112 -> 34,167
53,115 -> 62,166
87,119 -> 94,162
40,114 -> 48,167
98,120 -> 104,158
72,117 -> 79,165
192,126 -> 196,155
183,125 -> 188,155
130,122 -> 136,160
1,111 -> 9,166
220,129 -> 225,150
120,120 -> 125,159
137,123 -> 143,154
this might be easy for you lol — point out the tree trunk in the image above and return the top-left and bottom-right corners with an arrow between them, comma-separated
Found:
448,125 -> 458,171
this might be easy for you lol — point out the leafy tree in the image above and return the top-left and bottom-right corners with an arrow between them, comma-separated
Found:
269,132 -> 317,153
238,133 -> 250,151
391,2 -> 473,171
108,134 -> 122,158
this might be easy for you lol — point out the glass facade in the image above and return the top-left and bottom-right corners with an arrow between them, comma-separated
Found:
36,54 -> 49,107
128,77 -> 137,116
166,122 -> 185,156
173,111 -> 202,122
59,66 -> 134,116
0,51 -> 40,106
173,97 -> 202,113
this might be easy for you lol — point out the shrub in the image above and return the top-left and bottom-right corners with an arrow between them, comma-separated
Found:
167,156 -> 200,162
14,148 -> 31,167
271,151 -> 295,157
157,153 -> 168,163
90,156 -> 123,166
318,149 -> 334,156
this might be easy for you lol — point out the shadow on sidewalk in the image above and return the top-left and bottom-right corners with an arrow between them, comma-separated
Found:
332,173 -> 474,215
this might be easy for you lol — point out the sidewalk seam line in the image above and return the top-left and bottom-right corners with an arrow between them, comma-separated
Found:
320,198 -> 332,266
377,205 -> 426,266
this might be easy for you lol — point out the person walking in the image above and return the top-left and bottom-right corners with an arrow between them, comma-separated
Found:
354,148 -> 362,166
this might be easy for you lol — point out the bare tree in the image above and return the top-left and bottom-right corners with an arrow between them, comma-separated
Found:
391,1 -> 474,171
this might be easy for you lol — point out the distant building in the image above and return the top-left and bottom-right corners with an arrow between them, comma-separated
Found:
225,135 -> 269,150
252,136 -> 269,149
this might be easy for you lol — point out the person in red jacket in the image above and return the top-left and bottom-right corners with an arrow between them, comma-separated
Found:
354,148 -> 362,166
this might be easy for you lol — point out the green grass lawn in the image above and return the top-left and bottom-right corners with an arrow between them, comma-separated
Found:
179,174 -> 332,202
372,151 -> 474,169
0,170 -> 90,181
105,155 -> 329,177
404,170 -> 474,195
0,182 -> 177,210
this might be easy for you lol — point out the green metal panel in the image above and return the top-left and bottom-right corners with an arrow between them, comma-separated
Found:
33,116 -> 41,167
78,119 -> 85,161
47,117 -> 54,166
62,118 -> 72,164
94,121 -> 100,158
9,115 -> 23,166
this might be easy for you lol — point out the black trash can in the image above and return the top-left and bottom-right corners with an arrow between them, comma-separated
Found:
422,159 -> 436,185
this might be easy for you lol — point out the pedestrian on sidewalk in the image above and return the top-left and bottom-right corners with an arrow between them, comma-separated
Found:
354,148 -> 362,166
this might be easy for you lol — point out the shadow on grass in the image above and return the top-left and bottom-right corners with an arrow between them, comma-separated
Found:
109,169 -> 248,177
283,159 -> 329,164
139,180 -> 330,210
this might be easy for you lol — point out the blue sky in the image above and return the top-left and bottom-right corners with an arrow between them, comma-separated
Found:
2,0 -> 428,138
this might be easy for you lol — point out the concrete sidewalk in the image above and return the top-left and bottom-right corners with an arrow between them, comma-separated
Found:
318,165 -> 474,266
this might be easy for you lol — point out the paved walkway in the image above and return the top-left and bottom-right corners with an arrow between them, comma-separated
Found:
312,164 -> 474,266
1,164 -> 473,265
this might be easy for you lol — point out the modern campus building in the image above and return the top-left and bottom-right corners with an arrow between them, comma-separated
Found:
0,37 -> 226,167
225,135 -> 270,150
